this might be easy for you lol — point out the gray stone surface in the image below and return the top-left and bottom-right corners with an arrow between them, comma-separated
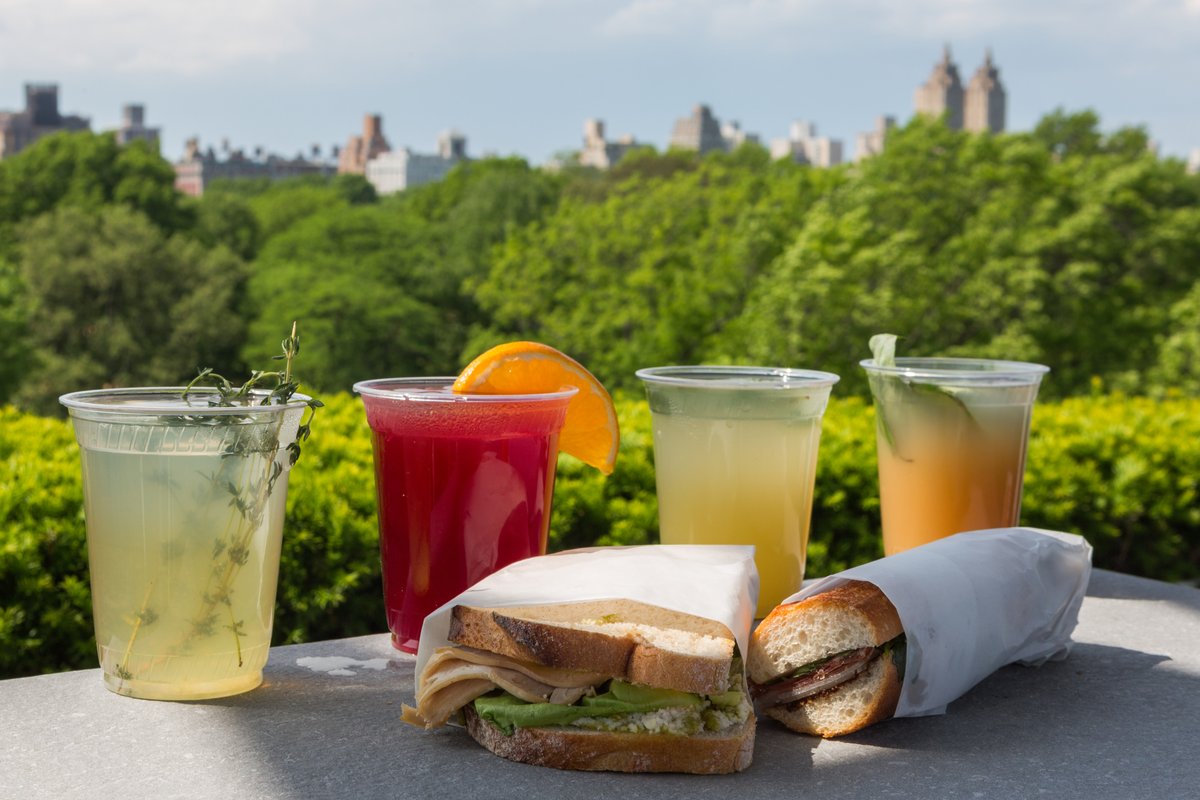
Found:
2,568 -> 1196,799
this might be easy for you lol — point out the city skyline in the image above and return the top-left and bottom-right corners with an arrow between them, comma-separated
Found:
0,1 -> 1197,163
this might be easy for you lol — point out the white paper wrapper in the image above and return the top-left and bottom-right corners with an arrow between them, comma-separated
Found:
413,545 -> 760,688
784,527 -> 1092,717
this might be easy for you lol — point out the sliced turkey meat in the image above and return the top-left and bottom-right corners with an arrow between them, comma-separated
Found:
405,646 -> 609,728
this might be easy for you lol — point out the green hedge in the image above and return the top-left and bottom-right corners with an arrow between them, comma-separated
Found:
3,392 -> 1198,678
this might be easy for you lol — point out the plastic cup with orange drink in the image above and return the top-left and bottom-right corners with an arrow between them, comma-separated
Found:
862,336 -> 1048,556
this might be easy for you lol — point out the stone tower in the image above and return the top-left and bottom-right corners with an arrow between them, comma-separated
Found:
964,49 -> 1006,133
669,104 -> 727,155
338,114 -> 391,175
914,46 -> 964,130
25,84 -> 63,126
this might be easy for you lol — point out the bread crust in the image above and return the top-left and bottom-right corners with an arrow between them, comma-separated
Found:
765,653 -> 901,738
748,579 -> 903,683
762,580 -> 903,647
463,705 -> 755,774
449,602 -> 733,695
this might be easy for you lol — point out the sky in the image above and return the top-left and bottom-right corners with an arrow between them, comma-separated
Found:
0,0 -> 1197,164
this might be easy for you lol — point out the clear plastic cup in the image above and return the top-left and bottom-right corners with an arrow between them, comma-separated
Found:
354,378 -> 576,653
860,357 -> 1049,555
636,366 -> 839,617
60,387 -> 310,700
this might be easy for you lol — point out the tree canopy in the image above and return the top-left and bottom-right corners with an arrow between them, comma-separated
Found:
0,112 -> 1196,410
13,205 -> 246,415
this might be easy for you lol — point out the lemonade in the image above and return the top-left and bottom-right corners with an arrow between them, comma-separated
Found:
638,367 -> 838,617
62,390 -> 306,700
862,357 -> 1048,555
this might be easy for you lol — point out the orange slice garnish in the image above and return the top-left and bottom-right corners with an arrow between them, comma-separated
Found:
453,342 -> 619,474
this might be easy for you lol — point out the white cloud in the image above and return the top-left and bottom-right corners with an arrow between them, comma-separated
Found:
599,0 -> 697,36
598,0 -> 827,40
0,0 -> 324,76
0,0 -> 1195,86
596,0 -> 1200,45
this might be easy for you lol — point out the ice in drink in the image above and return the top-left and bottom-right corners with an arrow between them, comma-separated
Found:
355,379 -> 574,653
637,367 -> 838,618
862,358 -> 1048,555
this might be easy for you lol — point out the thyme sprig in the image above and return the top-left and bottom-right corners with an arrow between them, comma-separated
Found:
180,322 -> 322,664
182,321 -> 324,467
110,323 -> 322,684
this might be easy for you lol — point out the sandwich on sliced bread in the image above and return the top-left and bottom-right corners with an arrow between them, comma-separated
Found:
403,598 -> 755,773
747,580 -> 906,738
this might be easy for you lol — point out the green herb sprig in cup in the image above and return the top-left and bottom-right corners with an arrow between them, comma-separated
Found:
112,323 -> 322,682
868,333 -> 979,463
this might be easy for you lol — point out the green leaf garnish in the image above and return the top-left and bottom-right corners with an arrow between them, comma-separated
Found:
869,333 -> 898,368
867,333 -> 980,461
868,333 -> 905,458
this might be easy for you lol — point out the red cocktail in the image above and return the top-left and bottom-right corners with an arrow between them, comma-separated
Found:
354,378 -> 575,652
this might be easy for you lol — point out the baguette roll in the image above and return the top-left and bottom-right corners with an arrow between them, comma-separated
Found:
748,580 -> 905,738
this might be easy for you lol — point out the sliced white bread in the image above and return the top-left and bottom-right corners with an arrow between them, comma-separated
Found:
463,705 -> 755,774
450,600 -> 736,695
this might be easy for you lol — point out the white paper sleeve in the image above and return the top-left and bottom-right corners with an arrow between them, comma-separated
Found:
413,545 -> 760,688
783,527 -> 1093,717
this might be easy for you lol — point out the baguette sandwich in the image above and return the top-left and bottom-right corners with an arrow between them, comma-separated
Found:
748,580 -> 905,738
403,599 -> 756,773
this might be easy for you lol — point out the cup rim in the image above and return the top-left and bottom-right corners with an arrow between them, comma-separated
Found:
59,386 -> 314,415
352,376 -> 579,403
859,356 -> 1050,381
635,365 -> 840,389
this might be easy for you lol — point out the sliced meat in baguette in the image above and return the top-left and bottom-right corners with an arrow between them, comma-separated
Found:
749,580 -> 905,738
765,651 -> 902,738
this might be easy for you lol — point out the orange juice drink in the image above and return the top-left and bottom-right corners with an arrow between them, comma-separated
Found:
861,357 -> 1048,555
637,367 -> 839,617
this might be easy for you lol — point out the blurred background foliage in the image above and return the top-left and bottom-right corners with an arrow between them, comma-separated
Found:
0,112 -> 1197,406
1,111 -> 1198,676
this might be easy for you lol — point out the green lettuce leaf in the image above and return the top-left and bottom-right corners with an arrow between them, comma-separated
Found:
474,680 -> 706,736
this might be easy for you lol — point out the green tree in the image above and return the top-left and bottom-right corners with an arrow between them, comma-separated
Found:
1151,280 -> 1200,395
0,259 -> 31,402
13,205 -> 247,414
191,191 -> 261,261
1009,113 -> 1200,394
1032,108 -> 1104,158
395,158 -> 563,288
245,181 -> 350,242
469,151 -> 832,391
720,113 -> 1200,397
332,173 -> 379,205
0,132 -> 190,250
243,204 -> 453,390
722,117 -> 1061,392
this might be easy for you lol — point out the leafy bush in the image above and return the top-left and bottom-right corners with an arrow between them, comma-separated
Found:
0,408 -> 91,676
3,392 -> 1198,678
1022,394 -> 1200,580
549,395 -> 660,551
272,394 -> 383,643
